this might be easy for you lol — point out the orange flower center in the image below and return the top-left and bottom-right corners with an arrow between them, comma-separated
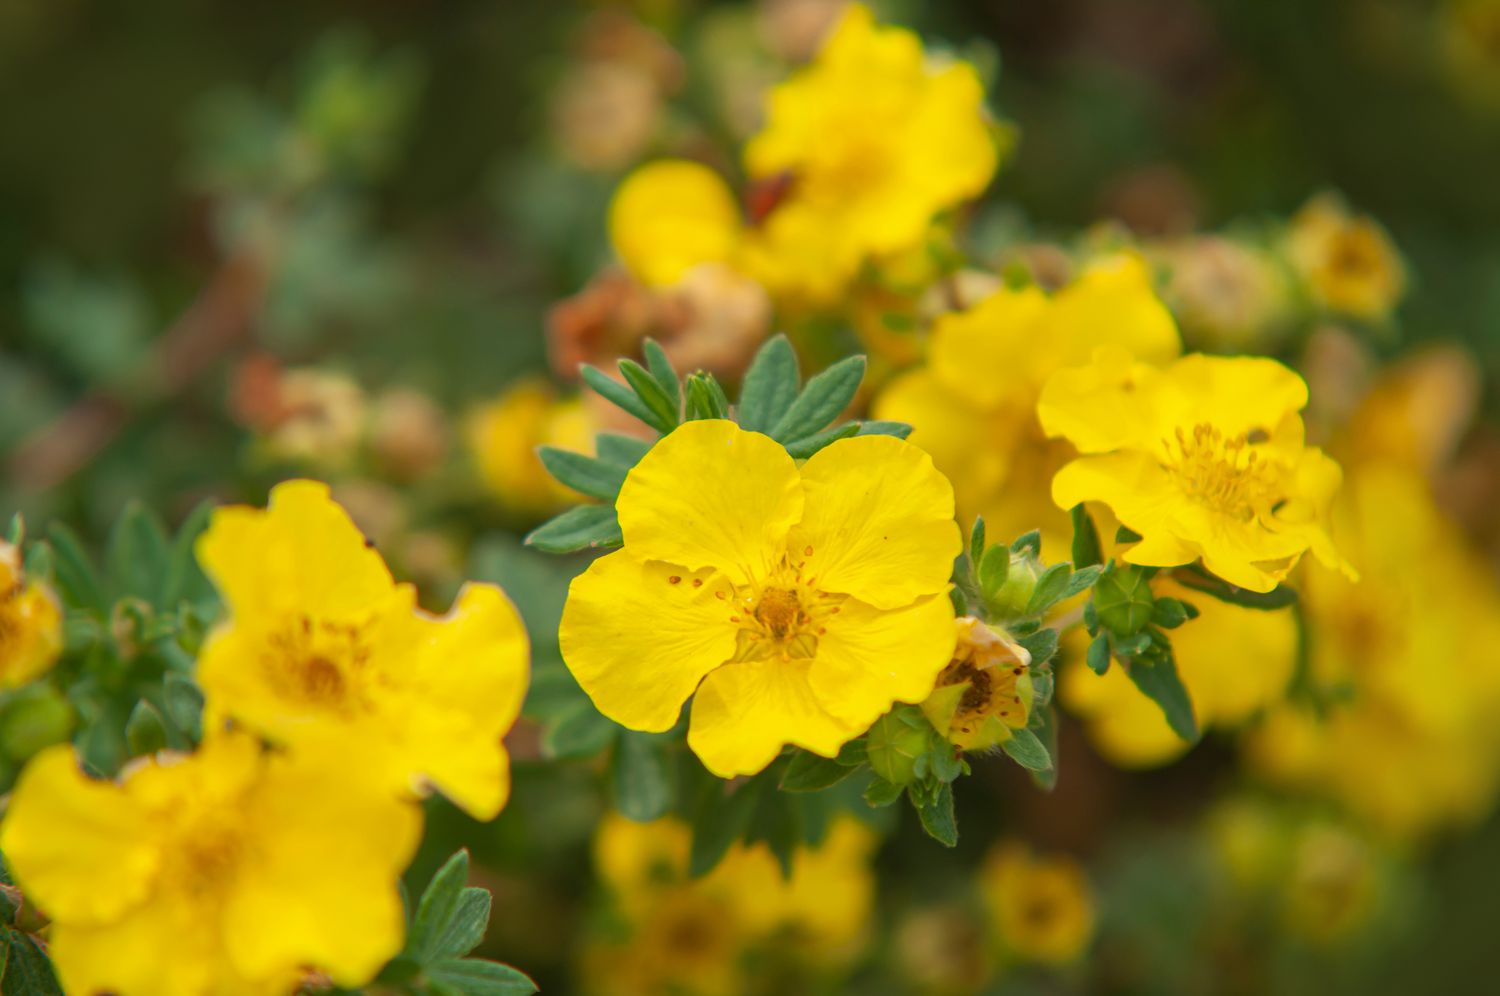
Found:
1164,423 -> 1279,521
727,553 -> 845,663
264,614 -> 377,713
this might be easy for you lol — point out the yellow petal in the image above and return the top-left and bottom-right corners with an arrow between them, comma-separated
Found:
789,434 -> 960,610
196,479 -> 394,621
1037,349 -> 1167,455
617,420 -> 803,585
1045,254 -> 1181,368
560,550 -> 739,732
225,750 -> 420,988
928,285 -> 1050,406
1060,656 -> 1189,768
609,160 -> 742,287
687,658 -> 863,777
0,746 -> 158,925
809,593 -> 957,725
1157,353 -> 1309,439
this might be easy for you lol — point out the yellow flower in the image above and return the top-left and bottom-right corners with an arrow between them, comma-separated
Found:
609,160 -> 743,289
1286,194 -> 1406,321
921,616 -> 1034,751
743,4 -> 998,304
559,420 -> 960,777
468,378 -> 596,515
0,540 -> 62,688
0,731 -> 420,996
1061,578 -> 1298,767
980,842 -> 1095,964
195,479 -> 529,820
1039,351 -> 1351,592
875,254 -> 1179,555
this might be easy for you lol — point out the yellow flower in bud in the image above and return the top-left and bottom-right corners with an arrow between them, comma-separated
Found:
1287,194 -> 1406,321
0,540 -> 62,688
195,480 -> 529,820
981,842 -> 1095,964
1040,351 -> 1352,592
559,420 -> 959,777
921,616 -> 1033,751
875,254 -> 1179,556
468,378 -> 596,514
0,731 -> 420,996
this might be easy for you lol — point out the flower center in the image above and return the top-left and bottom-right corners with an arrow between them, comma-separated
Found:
160,815 -> 245,903
934,657 -> 1026,733
726,553 -> 845,663
264,614 -> 375,712
1164,423 -> 1279,521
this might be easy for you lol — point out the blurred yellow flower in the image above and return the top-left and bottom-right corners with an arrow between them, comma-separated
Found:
875,255 -> 1179,556
586,811 -> 876,995
921,616 -> 1034,751
1286,194 -> 1406,321
0,731 -> 419,996
559,420 -> 959,777
1248,466 -> 1500,840
1062,578 -> 1298,767
0,539 -> 62,688
468,378 -> 596,515
609,159 -> 743,288
1040,351 -> 1351,592
195,479 -> 530,820
981,842 -> 1095,964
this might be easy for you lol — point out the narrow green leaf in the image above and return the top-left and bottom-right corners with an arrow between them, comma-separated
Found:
640,339 -> 680,412
595,433 -> 652,468
783,422 -> 859,459
618,359 -> 680,431
1086,634 -> 1111,675
1060,565 -> 1104,600
1,928 -> 64,996
542,700 -> 619,760
46,523 -> 105,612
107,501 -> 169,604
977,545 -> 1009,598
1002,728 -> 1053,771
912,781 -> 958,847
1126,653 -> 1199,742
160,500 -> 214,609
769,355 -> 866,442
1023,563 -> 1074,616
535,447 -> 627,501
1029,705 -> 1060,791
968,517 -> 986,574
1010,529 -> 1042,557
863,776 -> 904,807
409,850 -> 470,964
689,776 -> 764,876
1017,627 -> 1059,667
780,749 -> 859,792
856,420 -> 913,439
1070,504 -> 1103,568
1173,569 -> 1299,610
428,887 -> 492,960
737,334 -> 800,433
4,514 -> 20,546
1152,597 -> 1192,629
124,700 -> 168,757
524,505 -> 623,554
163,673 -> 205,743
425,959 -> 538,995
612,731 -> 675,821
684,373 -> 730,421
580,364 -> 666,432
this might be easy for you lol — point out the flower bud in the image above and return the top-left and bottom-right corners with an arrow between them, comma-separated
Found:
987,550 -> 1041,619
921,617 -> 1033,752
866,709 -> 934,786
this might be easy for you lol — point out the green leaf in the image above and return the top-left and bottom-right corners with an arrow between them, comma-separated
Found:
689,776 -> 764,876
4,514 -> 20,547
409,850 -> 470,964
865,709 -> 930,786
1002,728 -> 1053,771
684,373 -> 730,420
863,776 -> 904,807
1173,569 -> 1299,610
780,749 -> 859,792
595,433 -> 652,468
612,731 -> 675,821
968,517 -> 986,573
1093,565 -> 1155,634
1,928 -> 64,996
46,523 -> 105,613
641,338 -> 680,412
163,673 -> 205,743
425,959 -> 538,995
1152,597 -> 1193,629
856,420 -> 912,439
427,887 -> 492,961
1116,525 -> 1143,544
1060,564 -> 1104,600
912,781 -> 957,847
1126,653 -> 1199,742
1070,504 -> 1103,568
1017,627 -> 1059,667
580,363 -> 667,433
769,355 -> 866,442
160,500 -> 214,609
542,700 -> 619,760
535,447 -> 627,501
524,505 -> 622,554
1029,705 -> 1060,791
977,545 -> 1009,598
618,359 -> 680,431
107,501 -> 169,604
124,700 -> 168,757
783,422 -> 859,459
737,334 -> 800,433
1086,633 -> 1111,675
1010,529 -> 1042,557
1023,563 -> 1074,616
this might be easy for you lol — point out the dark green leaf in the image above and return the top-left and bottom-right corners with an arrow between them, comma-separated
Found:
1023,563 -> 1074,616
163,673 -> 205,743
1010,530 -> 1042,557
737,334 -> 800,433
1,928 -> 63,996
618,359 -> 680,431
856,420 -> 913,439
542,700 -> 619,760
684,373 -> 730,420
864,776 -> 904,807
1061,565 -> 1103,600
1070,504 -> 1103,568
1152,597 -> 1193,629
780,749 -> 859,792
1029,705 -> 1060,791
124,700 -> 168,757
784,422 -> 859,459
580,363 -> 667,433
409,850 -> 469,964
1173,569 -> 1299,610
535,447 -> 627,501
689,776 -> 764,876
1116,525 -> 1143,544
46,523 -> 105,613
640,338 -> 680,412
769,355 -> 865,442
427,887 -> 492,961
1017,627 -> 1059,667
1002,728 -> 1053,771
524,505 -> 622,554
425,958 -> 538,995
612,731 -> 675,821
912,781 -> 957,847
1126,654 -> 1199,742
107,502 -> 169,605
1086,633 -> 1111,675
596,433 -> 652,468
1093,565 -> 1155,634
968,517 -> 986,574
977,545 -> 1009,598
160,500 -> 214,609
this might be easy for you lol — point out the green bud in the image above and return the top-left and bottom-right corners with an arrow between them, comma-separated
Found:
1092,564 -> 1156,635
986,550 -> 1041,618
865,708 -> 933,786
0,686 -> 75,761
